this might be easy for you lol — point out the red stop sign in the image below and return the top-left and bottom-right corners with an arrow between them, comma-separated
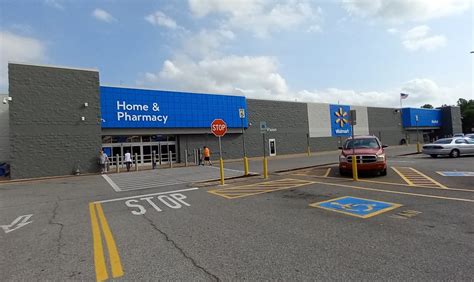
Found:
211,119 -> 227,137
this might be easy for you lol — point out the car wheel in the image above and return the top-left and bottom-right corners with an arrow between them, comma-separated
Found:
430,154 -> 438,158
380,169 -> 387,176
449,149 -> 460,158
339,168 -> 347,176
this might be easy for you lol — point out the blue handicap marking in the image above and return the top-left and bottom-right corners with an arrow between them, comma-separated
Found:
437,171 -> 474,177
310,196 -> 402,218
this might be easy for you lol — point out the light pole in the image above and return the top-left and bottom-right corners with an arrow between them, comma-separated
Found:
415,114 -> 420,153
240,109 -> 249,176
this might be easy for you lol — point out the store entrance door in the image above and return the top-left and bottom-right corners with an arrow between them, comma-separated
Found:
102,140 -> 177,168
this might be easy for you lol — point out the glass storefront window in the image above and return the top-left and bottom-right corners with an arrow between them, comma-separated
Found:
151,135 -> 167,142
142,136 -> 151,142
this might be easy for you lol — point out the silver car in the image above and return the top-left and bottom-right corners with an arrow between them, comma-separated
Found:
422,138 -> 474,158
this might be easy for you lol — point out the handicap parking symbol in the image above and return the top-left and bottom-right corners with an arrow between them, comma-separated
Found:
309,196 -> 402,218
436,171 -> 474,177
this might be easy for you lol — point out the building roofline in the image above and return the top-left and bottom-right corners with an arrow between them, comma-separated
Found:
8,61 -> 98,72
100,84 -> 246,98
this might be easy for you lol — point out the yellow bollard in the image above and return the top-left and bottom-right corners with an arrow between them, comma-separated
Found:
219,158 -> 225,185
244,156 -> 249,176
307,146 -> 311,156
263,157 -> 268,179
352,155 -> 358,181
416,142 -> 421,153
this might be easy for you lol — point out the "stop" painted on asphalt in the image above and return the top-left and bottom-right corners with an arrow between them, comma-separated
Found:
125,193 -> 190,215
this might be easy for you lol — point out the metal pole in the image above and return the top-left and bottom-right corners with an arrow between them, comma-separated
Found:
185,149 -> 188,167
159,148 -> 162,165
307,133 -> 311,156
262,133 -> 268,179
169,151 -> 173,168
351,123 -> 358,181
152,150 -> 156,169
416,119 -> 420,153
219,136 -> 225,185
134,153 -> 138,171
242,118 -> 249,176
116,154 -> 120,173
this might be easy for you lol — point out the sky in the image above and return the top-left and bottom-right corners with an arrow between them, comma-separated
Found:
1,0 -> 473,108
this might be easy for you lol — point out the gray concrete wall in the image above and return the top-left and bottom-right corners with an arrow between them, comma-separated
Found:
178,99 -> 310,160
367,107 -> 405,145
0,94 -> 9,162
439,106 -> 462,136
8,63 -> 101,179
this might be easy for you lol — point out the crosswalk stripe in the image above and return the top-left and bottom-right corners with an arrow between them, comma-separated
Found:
209,178 -> 315,199
392,167 -> 447,189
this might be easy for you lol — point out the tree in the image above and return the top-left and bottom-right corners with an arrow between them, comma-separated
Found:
457,98 -> 474,133
421,104 -> 433,109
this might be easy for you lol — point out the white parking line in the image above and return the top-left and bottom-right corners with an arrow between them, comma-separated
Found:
102,175 -> 121,192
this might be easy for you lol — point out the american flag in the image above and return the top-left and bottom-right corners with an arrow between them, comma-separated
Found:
400,93 -> 409,99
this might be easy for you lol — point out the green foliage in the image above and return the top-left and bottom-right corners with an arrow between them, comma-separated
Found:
457,98 -> 474,133
421,104 -> 433,109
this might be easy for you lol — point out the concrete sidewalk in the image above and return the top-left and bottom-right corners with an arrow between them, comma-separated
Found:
224,144 -> 418,174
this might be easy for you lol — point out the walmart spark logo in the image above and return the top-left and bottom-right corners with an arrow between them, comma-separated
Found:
334,107 -> 348,127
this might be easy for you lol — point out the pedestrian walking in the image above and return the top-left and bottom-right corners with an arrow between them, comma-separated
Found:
124,151 -> 132,172
203,146 -> 212,166
99,150 -> 109,174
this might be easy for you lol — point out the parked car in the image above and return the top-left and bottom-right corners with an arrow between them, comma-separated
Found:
422,138 -> 474,158
453,133 -> 464,137
339,136 -> 388,176
465,133 -> 474,140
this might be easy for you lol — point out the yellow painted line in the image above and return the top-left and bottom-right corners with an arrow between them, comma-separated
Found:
323,168 -> 332,177
208,178 -> 315,199
409,168 -> 448,189
96,203 -> 124,279
89,203 -> 124,281
89,203 -> 108,281
391,167 -> 414,186
355,178 -> 474,193
308,180 -> 474,203
309,196 -> 402,218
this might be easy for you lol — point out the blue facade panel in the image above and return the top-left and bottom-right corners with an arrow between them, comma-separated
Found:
402,108 -> 442,127
329,104 -> 352,137
100,86 -> 247,129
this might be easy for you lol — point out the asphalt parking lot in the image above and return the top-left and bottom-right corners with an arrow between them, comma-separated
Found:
1,149 -> 473,280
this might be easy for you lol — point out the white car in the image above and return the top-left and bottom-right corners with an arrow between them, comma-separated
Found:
422,138 -> 474,158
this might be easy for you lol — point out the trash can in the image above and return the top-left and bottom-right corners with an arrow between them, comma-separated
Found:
0,163 -> 10,177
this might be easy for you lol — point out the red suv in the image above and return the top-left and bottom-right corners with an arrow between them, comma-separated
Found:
339,136 -> 388,176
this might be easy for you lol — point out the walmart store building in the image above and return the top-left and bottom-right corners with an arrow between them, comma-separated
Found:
0,63 -> 462,179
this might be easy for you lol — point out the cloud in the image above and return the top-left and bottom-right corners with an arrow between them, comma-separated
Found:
401,25 -> 446,51
44,0 -> 64,10
145,11 -> 179,29
342,0 -> 471,23
181,29 -> 235,59
188,0 -> 322,37
92,9 -> 116,23
140,55 -> 288,98
386,28 -> 398,34
297,78 -> 460,108
0,31 -> 47,88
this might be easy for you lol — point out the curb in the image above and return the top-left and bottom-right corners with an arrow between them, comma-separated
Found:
395,152 -> 421,157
